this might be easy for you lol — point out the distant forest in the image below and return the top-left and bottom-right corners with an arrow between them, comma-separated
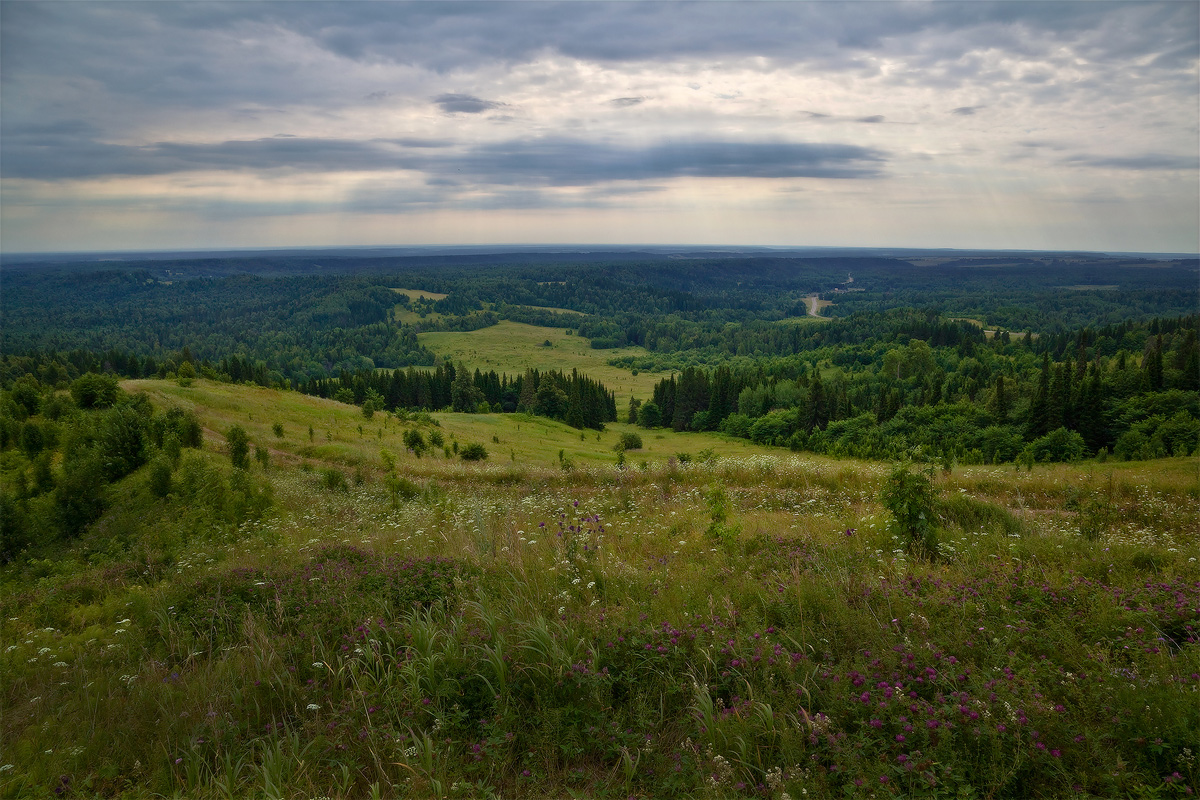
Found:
2,251 -> 1197,465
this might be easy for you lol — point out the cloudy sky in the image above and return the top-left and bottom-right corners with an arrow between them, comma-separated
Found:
2,1 -> 1197,253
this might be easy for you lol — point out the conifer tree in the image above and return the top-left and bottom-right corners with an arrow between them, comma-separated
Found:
1028,353 -> 1052,438
991,375 -> 1009,423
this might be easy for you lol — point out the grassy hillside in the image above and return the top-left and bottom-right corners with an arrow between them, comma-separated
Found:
2,380 -> 1197,799
418,321 -> 660,401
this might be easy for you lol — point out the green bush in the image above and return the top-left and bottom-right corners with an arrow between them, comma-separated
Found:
1027,426 -> 1086,462
321,468 -> 349,493
226,424 -> 250,470
880,464 -> 939,559
613,432 -> 643,451
459,442 -> 488,461
147,455 -> 173,499
403,428 -> 426,454
636,401 -> 661,428
70,372 -> 120,409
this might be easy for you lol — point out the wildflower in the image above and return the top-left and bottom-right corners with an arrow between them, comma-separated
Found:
307,704 -> 320,711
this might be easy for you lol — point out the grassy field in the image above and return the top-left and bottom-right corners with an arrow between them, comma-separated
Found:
418,321 -> 663,401
2,380 -> 1197,799
391,288 -> 449,301
127,379 -> 782,472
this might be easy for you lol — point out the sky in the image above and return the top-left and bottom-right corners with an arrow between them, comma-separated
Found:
2,1 -> 1198,254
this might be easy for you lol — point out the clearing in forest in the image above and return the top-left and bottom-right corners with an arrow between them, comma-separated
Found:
418,320 -> 662,400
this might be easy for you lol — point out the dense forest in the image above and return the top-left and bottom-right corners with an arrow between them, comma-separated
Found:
3,252 -> 1195,385
635,313 -> 1199,464
2,250 -> 1197,473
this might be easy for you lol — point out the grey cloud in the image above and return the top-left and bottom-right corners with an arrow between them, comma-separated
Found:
433,93 -> 505,114
5,3 -> 1195,117
0,134 -> 448,180
609,97 -> 646,108
1,131 -> 887,185
951,106 -> 984,116
451,138 -> 887,185
857,115 -> 885,124
1063,153 -> 1200,171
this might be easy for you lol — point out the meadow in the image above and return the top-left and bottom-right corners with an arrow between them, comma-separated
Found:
417,322 -> 663,402
2,379 -> 1197,799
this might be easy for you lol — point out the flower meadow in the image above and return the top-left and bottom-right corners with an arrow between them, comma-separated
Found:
2,426 -> 1198,798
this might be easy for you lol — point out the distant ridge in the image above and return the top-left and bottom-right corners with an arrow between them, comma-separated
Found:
4,244 -> 1196,268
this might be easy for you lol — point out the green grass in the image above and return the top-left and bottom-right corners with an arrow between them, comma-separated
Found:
123,379 -> 784,472
390,287 -> 449,301
418,320 -> 662,400
3,380 -> 1197,799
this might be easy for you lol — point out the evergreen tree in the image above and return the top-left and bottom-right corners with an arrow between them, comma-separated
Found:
991,375 -> 1009,423
518,368 -> 538,412
566,379 -> 585,429
1048,363 -> 1068,432
451,362 -> 484,412
1079,361 -> 1107,453
672,367 -> 709,431
226,425 -> 250,470
1028,353 -> 1052,438
1146,334 -> 1164,391
804,371 -> 826,432
1179,330 -> 1200,391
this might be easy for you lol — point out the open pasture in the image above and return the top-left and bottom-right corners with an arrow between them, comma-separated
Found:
2,381 -> 1197,799
418,320 -> 662,401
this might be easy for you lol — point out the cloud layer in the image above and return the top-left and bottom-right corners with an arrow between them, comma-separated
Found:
1,1 -> 1196,252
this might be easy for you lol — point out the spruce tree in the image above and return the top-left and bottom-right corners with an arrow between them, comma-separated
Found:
1028,353 -> 1052,438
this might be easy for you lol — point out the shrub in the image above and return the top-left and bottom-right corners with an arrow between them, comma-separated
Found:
880,464 -> 939,559
1027,427 -> 1086,462
403,429 -> 426,453
719,412 -> 753,439
54,455 -> 107,536
225,424 -> 250,470
613,432 -> 643,452
321,468 -> 349,492
147,455 -> 173,499
98,403 -> 150,480
459,443 -> 488,461
636,401 -> 662,428
384,473 -> 421,507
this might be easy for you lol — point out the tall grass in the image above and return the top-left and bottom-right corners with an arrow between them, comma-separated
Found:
3,384 -> 1197,798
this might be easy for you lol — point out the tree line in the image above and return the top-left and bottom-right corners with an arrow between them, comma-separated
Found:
300,364 -> 618,431
631,314 -> 1199,463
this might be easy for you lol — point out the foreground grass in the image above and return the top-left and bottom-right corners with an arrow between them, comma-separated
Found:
2,383 -> 1197,799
